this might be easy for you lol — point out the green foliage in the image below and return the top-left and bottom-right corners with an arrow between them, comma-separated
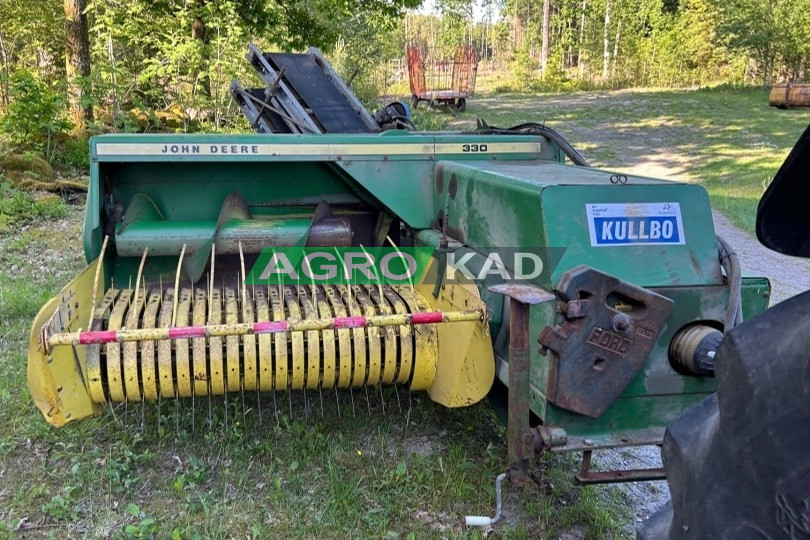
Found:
717,0 -> 810,84
41,486 -> 80,522
0,71 -> 73,159
51,135 -> 91,171
0,181 -> 66,232
124,504 -> 159,539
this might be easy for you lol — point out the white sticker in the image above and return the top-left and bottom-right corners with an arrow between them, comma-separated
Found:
586,203 -> 685,246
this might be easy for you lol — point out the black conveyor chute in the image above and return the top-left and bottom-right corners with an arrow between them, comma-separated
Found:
231,44 -> 379,134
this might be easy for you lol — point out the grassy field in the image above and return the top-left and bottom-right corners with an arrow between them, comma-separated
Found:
442,86 -> 810,234
1,86 -> 807,539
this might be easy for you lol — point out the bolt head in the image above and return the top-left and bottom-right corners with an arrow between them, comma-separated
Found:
612,313 -> 631,333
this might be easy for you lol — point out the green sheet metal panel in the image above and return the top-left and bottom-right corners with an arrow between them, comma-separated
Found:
435,160 -> 722,287
85,133 -> 550,260
541,184 -> 722,287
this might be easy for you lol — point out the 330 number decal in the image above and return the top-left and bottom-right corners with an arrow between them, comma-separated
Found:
461,144 -> 488,152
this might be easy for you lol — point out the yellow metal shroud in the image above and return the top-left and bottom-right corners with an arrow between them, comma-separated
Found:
29,258 -> 495,427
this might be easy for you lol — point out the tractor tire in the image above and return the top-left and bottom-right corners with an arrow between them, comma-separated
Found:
638,289 -> 810,539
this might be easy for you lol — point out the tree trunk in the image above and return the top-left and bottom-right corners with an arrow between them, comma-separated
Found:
798,55 -> 806,81
612,19 -> 621,81
602,0 -> 611,79
192,1 -> 211,99
764,53 -> 774,86
540,0 -> 551,76
577,0 -> 587,78
64,0 -> 93,128
0,30 -> 9,107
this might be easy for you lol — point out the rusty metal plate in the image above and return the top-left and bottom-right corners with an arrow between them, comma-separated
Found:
538,265 -> 674,418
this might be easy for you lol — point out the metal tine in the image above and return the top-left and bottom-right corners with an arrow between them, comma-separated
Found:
157,386 -> 161,435
191,285 -> 196,433
302,259 -> 323,419
378,383 -> 386,415
171,244 -> 187,327
364,386 -> 371,415
333,247 -> 355,316
170,245 -> 187,434
333,248 -> 357,417
253,268 -> 260,425
222,275 -> 228,431
280,279 -> 286,424
386,235 -> 415,297
208,246 -> 215,430
238,242 -> 248,426
394,384 -> 402,413
269,283 -> 278,426
87,235 -> 110,328
350,386 -> 356,417
272,384 -> 278,426
123,278 -> 132,429
334,387 -> 341,419
358,243 -> 384,311
294,267 -> 308,421
140,275 -> 148,434
158,274 -> 163,433
271,388 -> 278,426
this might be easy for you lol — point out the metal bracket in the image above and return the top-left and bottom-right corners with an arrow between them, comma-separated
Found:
487,283 -> 555,485
576,450 -> 666,484
538,265 -> 674,418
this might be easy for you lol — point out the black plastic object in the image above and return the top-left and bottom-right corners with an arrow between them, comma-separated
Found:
372,101 -> 415,131
756,123 -> 810,257
638,290 -> 810,539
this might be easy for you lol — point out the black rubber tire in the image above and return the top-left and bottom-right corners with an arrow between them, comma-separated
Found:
638,290 -> 810,539
410,95 -> 419,110
456,98 -> 467,113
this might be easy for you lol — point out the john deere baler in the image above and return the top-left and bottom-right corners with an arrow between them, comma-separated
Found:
29,129 -> 770,481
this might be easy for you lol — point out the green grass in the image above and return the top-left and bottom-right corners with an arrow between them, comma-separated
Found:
0,201 -> 628,538
438,86 -> 810,234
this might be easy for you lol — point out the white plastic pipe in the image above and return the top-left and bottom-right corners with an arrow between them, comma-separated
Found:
465,472 -> 508,527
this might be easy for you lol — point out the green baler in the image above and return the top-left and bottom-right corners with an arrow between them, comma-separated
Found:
28,48 -> 770,485
29,130 -> 769,481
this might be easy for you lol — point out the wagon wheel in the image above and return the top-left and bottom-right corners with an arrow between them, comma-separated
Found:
455,98 -> 467,113
410,95 -> 419,110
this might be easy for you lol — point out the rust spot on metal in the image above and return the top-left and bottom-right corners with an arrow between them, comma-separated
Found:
575,450 -> 666,484
688,250 -> 703,277
435,167 -> 444,193
446,225 -> 466,243
434,209 -> 445,230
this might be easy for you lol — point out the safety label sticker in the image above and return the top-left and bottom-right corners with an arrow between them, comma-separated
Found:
586,202 -> 685,246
